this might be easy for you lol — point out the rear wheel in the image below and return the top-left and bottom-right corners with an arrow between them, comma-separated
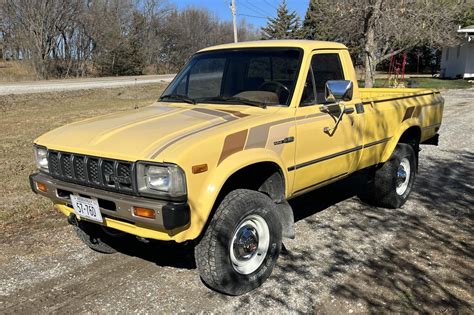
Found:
359,143 -> 416,208
195,189 -> 282,295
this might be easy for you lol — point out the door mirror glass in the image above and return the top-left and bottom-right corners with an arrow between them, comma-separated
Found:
325,80 -> 353,103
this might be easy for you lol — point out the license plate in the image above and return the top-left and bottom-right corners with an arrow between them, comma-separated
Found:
70,195 -> 103,223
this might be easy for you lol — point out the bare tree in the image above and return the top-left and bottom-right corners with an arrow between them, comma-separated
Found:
302,0 -> 467,87
0,0 -> 258,79
157,7 -> 257,73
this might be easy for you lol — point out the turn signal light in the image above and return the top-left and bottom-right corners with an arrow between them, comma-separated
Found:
192,164 -> 208,174
36,182 -> 47,192
133,207 -> 155,219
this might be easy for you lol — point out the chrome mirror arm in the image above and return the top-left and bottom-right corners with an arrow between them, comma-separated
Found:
323,103 -> 346,135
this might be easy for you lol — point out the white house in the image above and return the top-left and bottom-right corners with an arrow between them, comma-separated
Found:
440,25 -> 474,79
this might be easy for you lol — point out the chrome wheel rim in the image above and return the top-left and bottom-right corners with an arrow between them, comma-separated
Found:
229,214 -> 270,275
396,157 -> 411,195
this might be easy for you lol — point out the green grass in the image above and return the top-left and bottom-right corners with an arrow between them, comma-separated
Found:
358,78 -> 472,89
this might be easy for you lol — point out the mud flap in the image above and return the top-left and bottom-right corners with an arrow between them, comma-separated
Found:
275,200 -> 295,239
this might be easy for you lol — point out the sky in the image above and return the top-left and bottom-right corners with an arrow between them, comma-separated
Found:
173,0 -> 310,28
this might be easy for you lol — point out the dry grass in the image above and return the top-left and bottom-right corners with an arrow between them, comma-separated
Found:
0,61 -> 37,82
0,83 -> 166,229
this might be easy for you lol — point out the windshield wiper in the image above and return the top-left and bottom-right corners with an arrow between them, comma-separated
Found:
197,96 -> 268,109
159,94 -> 196,104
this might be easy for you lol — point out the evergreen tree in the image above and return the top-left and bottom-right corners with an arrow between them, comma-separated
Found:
261,0 -> 301,39
302,0 -> 318,40
301,0 -> 332,40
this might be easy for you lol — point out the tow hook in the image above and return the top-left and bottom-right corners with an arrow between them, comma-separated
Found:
67,213 -> 78,226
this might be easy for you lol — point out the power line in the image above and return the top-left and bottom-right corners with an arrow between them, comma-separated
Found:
263,0 -> 277,10
247,0 -> 272,16
239,0 -> 270,17
237,13 -> 268,20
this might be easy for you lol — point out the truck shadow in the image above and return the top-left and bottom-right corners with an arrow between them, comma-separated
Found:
109,170 -> 365,270
109,150 -> 473,313
232,150 -> 473,313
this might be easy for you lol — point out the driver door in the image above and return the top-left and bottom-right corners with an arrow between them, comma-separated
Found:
292,51 -> 361,194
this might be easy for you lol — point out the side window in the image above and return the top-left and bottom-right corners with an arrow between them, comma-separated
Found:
300,70 -> 316,105
300,53 -> 344,106
187,58 -> 225,98
312,53 -> 344,104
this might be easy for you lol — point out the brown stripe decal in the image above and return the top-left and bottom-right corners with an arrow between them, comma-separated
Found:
218,130 -> 248,165
245,113 -> 325,150
149,108 -> 244,159
191,108 -> 237,121
402,106 -> 415,122
362,137 -> 392,148
412,106 -> 422,118
288,137 -> 392,171
246,118 -> 293,149
218,109 -> 250,118
150,120 -> 229,159
361,91 -> 440,105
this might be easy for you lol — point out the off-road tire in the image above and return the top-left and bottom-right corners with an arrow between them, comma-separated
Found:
73,220 -> 118,254
195,189 -> 282,295
359,143 -> 416,208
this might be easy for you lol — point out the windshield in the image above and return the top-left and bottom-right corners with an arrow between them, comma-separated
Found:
161,48 -> 302,107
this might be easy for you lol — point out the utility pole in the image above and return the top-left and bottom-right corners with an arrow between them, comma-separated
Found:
230,0 -> 238,43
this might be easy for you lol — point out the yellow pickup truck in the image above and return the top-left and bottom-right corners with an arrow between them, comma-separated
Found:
30,40 -> 444,295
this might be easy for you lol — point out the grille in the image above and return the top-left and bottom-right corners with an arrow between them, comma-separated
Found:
48,151 -> 135,194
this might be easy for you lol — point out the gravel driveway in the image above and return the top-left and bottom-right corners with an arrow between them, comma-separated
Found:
0,89 -> 472,314
0,74 -> 175,95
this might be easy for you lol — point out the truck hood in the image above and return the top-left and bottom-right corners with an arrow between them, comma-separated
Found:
35,103 -> 265,161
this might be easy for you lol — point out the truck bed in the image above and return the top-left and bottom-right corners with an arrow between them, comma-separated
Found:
359,88 -> 444,145
360,88 -> 438,103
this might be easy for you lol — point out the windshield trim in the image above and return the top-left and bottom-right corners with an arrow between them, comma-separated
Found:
160,47 -> 304,107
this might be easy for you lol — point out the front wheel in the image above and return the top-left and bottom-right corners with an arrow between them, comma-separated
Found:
194,189 -> 282,295
359,143 -> 416,208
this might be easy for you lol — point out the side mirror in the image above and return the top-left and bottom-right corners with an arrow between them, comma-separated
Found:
325,80 -> 353,103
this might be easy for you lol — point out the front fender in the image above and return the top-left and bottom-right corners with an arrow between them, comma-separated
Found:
184,148 -> 289,241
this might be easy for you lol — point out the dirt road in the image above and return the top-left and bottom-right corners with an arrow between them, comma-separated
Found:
0,74 -> 175,95
0,89 -> 472,313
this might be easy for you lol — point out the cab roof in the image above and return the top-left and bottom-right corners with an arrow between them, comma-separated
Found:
198,40 -> 347,53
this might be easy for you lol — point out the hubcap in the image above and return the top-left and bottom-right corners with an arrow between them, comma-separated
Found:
396,157 -> 411,195
233,226 -> 259,260
230,214 -> 270,275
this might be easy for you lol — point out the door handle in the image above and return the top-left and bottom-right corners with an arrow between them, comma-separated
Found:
344,107 -> 355,114
274,136 -> 294,145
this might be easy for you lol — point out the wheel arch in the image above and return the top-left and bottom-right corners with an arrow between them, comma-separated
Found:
195,152 -> 295,241
381,124 -> 421,163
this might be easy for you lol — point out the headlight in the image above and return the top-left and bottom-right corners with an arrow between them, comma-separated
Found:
136,162 -> 186,199
34,146 -> 49,172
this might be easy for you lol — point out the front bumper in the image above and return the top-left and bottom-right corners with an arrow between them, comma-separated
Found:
30,172 -> 190,235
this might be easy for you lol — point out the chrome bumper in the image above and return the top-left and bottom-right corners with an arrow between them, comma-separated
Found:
29,172 -> 190,231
